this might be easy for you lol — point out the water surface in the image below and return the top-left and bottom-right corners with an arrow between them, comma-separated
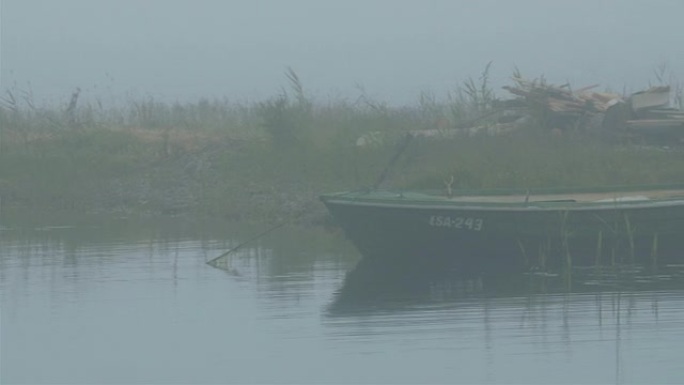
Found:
2,215 -> 684,384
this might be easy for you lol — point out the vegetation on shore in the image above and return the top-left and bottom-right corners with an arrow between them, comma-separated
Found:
1,68 -> 683,223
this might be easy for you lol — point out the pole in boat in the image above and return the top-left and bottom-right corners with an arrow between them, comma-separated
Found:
207,133 -> 414,267
206,202 -> 315,267
373,132 -> 414,190
206,221 -> 290,266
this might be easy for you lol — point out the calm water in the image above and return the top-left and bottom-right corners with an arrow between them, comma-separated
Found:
2,214 -> 684,384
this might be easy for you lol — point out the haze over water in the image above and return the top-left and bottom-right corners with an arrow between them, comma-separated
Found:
3,2 -> 684,383
2,216 -> 684,384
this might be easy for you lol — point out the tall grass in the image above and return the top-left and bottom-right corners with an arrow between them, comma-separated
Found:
1,68 -> 683,220
403,131 -> 684,191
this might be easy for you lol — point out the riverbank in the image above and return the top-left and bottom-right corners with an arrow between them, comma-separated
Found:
0,133 -> 329,225
2,124 -> 683,226
2,79 -> 684,225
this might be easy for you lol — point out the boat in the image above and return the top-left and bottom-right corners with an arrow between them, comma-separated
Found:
320,184 -> 684,270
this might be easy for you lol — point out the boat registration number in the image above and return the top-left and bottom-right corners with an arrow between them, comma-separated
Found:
429,216 -> 484,231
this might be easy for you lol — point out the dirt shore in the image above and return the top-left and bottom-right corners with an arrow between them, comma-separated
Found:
0,143 -> 332,226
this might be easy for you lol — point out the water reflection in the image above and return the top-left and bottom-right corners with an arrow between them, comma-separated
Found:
3,215 -> 684,384
324,256 -> 684,384
328,256 -> 684,314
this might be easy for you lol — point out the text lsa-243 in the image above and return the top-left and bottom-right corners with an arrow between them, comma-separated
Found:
428,216 -> 484,231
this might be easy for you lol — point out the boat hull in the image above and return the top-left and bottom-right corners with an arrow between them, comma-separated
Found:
321,190 -> 684,270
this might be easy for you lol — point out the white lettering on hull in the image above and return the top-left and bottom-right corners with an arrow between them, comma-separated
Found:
429,216 -> 484,231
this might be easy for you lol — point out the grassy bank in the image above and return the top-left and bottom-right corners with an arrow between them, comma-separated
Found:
2,72 -> 684,223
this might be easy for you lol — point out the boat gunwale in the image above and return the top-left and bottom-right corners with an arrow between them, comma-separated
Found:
320,198 -> 684,212
320,185 -> 684,212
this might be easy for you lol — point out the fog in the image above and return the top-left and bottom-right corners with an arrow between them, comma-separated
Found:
1,0 -> 683,106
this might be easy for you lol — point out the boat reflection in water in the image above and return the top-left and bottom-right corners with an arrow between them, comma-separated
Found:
327,251 -> 684,315
325,253 -> 684,384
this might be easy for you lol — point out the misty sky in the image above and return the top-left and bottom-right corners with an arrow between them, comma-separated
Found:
1,0 -> 683,106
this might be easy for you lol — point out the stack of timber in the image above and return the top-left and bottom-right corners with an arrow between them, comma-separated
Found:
624,86 -> 684,137
502,76 -> 622,118
502,76 -> 684,142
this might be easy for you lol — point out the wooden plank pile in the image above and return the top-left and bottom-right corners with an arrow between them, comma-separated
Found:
502,76 -> 623,118
502,76 -> 684,141
625,86 -> 684,134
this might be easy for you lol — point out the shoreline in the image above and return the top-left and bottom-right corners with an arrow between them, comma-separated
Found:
0,142 -> 335,226
3,129 -> 683,226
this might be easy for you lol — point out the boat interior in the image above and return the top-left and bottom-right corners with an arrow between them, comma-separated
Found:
447,188 -> 684,204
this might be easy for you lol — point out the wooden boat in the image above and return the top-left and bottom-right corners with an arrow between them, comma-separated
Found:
320,184 -> 684,270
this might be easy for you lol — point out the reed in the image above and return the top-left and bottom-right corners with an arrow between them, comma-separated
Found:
623,213 -> 636,264
560,211 -> 573,271
595,230 -> 603,266
516,239 -> 530,268
2,69 -> 683,222
650,233 -> 659,266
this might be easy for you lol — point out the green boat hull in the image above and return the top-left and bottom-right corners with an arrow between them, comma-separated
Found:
321,185 -> 684,270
